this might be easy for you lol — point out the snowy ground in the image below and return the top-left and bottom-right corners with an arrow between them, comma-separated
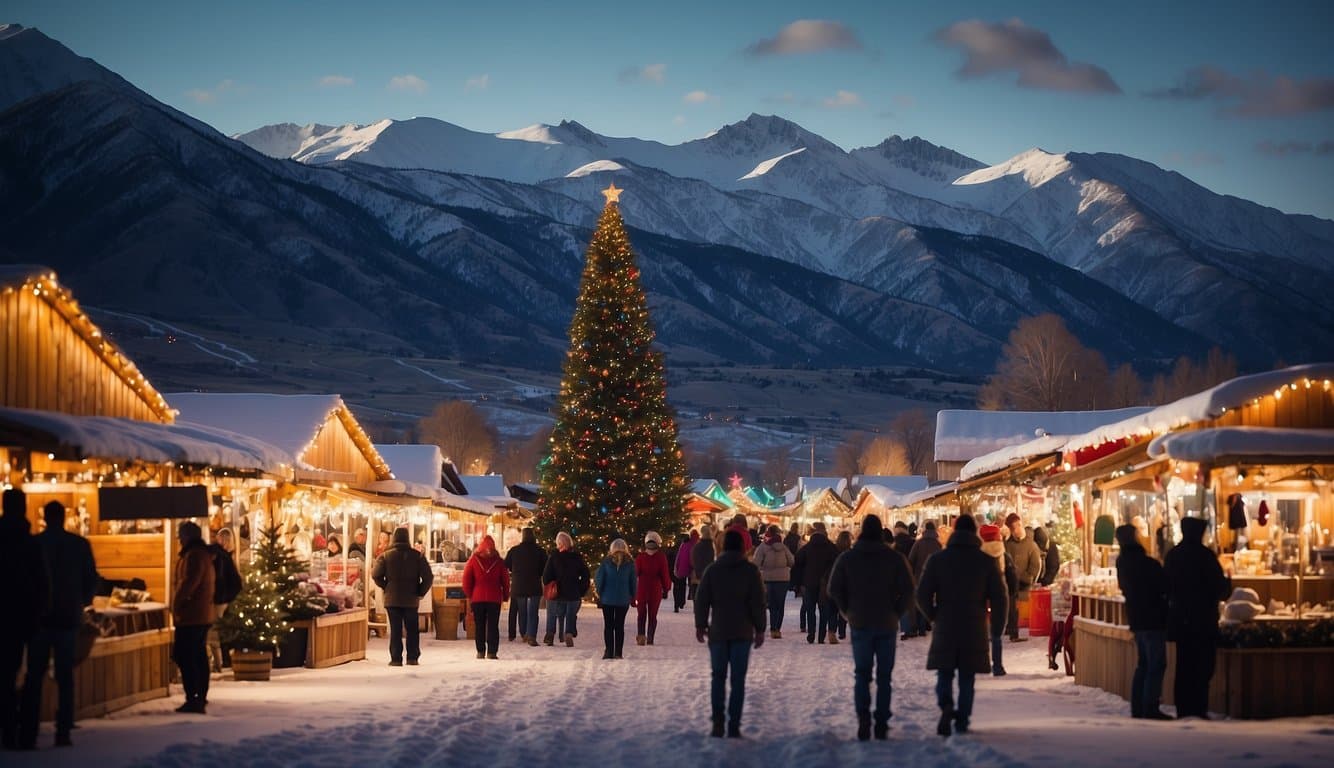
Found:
10,594 -> 1333,768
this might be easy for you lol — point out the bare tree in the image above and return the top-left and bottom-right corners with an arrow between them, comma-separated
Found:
978,314 -> 1108,410
1102,363 -> 1144,408
887,409 -> 934,475
417,399 -> 498,475
860,436 -> 911,476
759,444 -> 795,493
1149,347 -> 1238,404
685,440 -> 731,482
833,432 -> 869,480
491,425 -> 553,484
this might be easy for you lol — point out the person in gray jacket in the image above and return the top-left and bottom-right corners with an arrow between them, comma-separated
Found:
1003,513 -> 1042,641
753,525 -> 795,639
372,527 -> 433,667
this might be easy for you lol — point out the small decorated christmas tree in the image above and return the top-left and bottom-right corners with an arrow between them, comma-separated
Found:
1048,489 -> 1079,568
536,183 -> 689,553
216,524 -> 320,653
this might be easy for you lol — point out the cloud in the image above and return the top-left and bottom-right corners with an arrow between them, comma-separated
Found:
464,73 -> 490,92
1256,139 -> 1334,156
822,90 -> 863,108
318,75 -> 354,88
619,63 -> 666,84
672,114 -> 687,126
1146,66 -> 1334,117
935,18 -> 1120,94
683,90 -> 718,104
1162,150 -> 1225,167
184,79 -> 244,105
746,19 -> 862,56
388,74 -> 429,93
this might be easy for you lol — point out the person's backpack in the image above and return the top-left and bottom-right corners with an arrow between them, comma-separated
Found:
209,543 -> 243,604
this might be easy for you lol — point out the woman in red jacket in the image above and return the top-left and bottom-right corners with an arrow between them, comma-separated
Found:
635,532 -> 673,645
463,535 -> 510,660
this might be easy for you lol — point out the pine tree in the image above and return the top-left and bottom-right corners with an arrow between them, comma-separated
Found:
536,184 -> 689,553
1048,489 -> 1078,567
216,525 -> 320,652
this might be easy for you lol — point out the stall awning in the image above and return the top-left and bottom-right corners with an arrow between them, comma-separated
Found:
1148,427 -> 1334,465
955,454 -> 1058,494
0,406 -> 294,475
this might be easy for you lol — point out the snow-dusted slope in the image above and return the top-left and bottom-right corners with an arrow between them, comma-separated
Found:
231,122 -> 336,159
0,24 -> 133,111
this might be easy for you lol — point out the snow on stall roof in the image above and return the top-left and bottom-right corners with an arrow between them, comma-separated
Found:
433,489 -> 511,516
934,407 -> 1152,462
958,433 -> 1069,481
798,477 -> 847,497
0,406 -> 293,473
1148,426 -> 1334,463
851,475 -> 928,495
690,479 -> 725,496
856,484 -> 907,508
1064,363 -> 1334,453
893,481 -> 959,508
461,474 -> 509,497
167,393 -> 344,461
373,444 -> 444,489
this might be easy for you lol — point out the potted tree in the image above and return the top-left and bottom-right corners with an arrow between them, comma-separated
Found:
216,524 -> 320,679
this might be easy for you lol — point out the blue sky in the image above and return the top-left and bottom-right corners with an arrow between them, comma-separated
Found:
10,0 -> 1334,218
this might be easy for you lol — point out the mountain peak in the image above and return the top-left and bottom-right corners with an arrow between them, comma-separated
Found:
709,113 -> 837,154
0,21 -> 132,112
0,23 -> 29,40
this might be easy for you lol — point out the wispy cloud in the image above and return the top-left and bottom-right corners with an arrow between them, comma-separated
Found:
746,19 -> 862,56
388,74 -> 429,93
822,89 -> 863,108
619,63 -> 666,84
1146,66 -> 1334,117
318,75 -> 354,88
185,79 -> 245,104
1162,150 -> 1225,167
683,90 -> 718,104
1256,139 -> 1334,156
464,73 -> 490,92
935,18 -> 1120,94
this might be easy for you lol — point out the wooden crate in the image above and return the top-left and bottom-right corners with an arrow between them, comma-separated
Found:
40,628 -> 173,721
295,609 -> 368,669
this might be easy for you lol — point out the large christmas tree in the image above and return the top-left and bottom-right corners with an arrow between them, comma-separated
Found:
536,183 -> 688,553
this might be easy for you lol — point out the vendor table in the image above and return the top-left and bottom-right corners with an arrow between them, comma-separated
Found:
41,627 -> 173,722
294,609 -> 368,668
1073,593 -> 1334,718
96,601 -> 168,635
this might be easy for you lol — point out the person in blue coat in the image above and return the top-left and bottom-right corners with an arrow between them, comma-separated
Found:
595,539 -> 637,660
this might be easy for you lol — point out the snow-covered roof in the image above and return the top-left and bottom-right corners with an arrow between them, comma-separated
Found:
461,474 -> 508,497
798,477 -> 848,498
851,475 -> 928,495
1147,427 -> 1334,464
1063,364 -> 1334,453
958,434 -> 1069,481
690,479 -> 724,496
374,444 -> 444,488
433,489 -> 516,516
893,482 -> 960,509
0,406 -> 293,474
855,484 -> 908,509
934,407 -> 1152,462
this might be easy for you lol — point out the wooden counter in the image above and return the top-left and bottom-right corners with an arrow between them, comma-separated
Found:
41,628 -> 173,722
294,609 -> 368,669
1231,575 -> 1334,606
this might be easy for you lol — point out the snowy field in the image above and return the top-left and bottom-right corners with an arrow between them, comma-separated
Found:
10,594 -> 1333,768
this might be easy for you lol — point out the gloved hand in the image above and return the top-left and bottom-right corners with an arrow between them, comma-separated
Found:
696,628 -> 706,644
753,633 -> 765,649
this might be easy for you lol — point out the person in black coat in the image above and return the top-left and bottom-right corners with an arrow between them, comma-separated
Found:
541,532 -> 591,646
827,515 -> 914,741
19,501 -> 97,748
1115,525 -> 1171,720
793,522 -> 839,645
372,527 -> 434,666
916,515 -> 1007,738
890,522 -> 917,638
505,528 -> 548,646
695,530 -> 765,738
1163,516 -> 1229,719
1,489 -> 47,751
1033,526 -> 1060,588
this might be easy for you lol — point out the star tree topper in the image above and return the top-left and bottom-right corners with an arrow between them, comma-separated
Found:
602,182 -> 623,205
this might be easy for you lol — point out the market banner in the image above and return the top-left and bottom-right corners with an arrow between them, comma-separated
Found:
98,485 -> 208,520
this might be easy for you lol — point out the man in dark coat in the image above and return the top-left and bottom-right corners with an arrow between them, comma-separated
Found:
1116,525 -> 1171,720
828,515 -> 914,741
690,525 -> 716,587
1163,516 -> 1229,719
505,528 -> 547,646
20,502 -> 98,745
1003,513 -> 1042,641
1034,526 -> 1060,587
2,489 -> 47,750
695,530 -> 765,739
793,521 -> 839,644
171,521 -> 215,714
916,514 -> 1007,738
372,527 -> 434,666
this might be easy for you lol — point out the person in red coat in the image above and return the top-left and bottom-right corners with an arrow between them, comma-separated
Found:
462,535 -> 510,660
635,532 -> 673,645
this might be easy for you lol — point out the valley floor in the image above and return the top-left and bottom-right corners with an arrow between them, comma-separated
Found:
9,596 -> 1332,768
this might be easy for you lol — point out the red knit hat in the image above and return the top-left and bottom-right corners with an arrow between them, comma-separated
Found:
979,524 -> 1003,543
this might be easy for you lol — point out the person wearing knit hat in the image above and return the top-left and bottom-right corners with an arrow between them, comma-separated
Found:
916,514 -> 1007,738
595,539 -> 637,659
541,532 -> 590,647
695,528 -> 765,738
827,514 -> 914,741
462,534 -> 509,660
1163,516 -> 1229,719
634,532 -> 671,646
754,524 -> 795,639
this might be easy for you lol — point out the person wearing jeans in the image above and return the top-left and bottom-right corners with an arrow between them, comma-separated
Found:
753,525 -> 794,639
594,539 -> 636,659
827,515 -> 914,741
792,522 -> 838,644
505,528 -> 547,646
462,535 -> 509,660
542,532 -> 590,646
1115,524 -> 1172,719
916,514 -> 1008,738
373,527 -> 434,666
695,529 -> 765,738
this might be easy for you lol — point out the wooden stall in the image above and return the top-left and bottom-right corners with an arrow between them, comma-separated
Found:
294,609 -> 370,669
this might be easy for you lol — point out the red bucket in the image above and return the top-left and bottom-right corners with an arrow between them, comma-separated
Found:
1028,587 -> 1052,637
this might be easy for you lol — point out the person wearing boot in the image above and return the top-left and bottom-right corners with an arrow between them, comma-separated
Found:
1164,516 -> 1229,719
695,529 -> 765,738
374,526 -> 434,665
917,515 -> 1007,738
634,532 -> 671,646
979,524 -> 1017,676
753,525 -> 794,640
793,521 -> 838,645
1115,525 -> 1171,719
505,527 -> 547,646
827,515 -> 914,741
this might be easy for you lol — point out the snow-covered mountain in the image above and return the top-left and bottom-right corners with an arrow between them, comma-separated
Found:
231,122 -> 337,160
0,24 -> 134,111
